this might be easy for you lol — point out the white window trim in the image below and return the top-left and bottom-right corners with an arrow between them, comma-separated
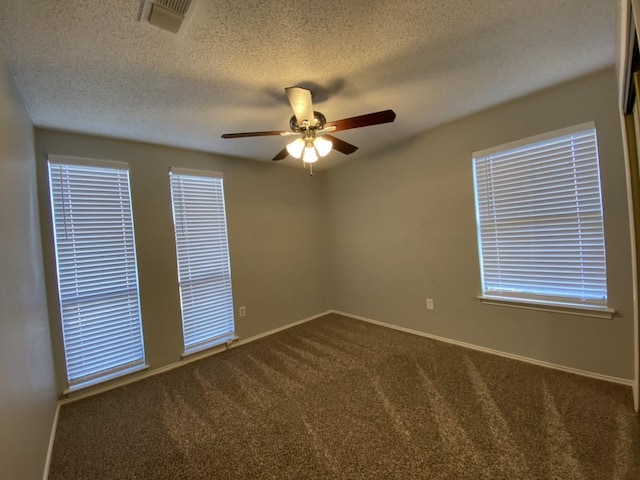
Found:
477,296 -> 615,319
64,363 -> 150,394
472,122 -> 610,313
473,122 -> 597,158
48,154 -> 129,170
48,154 -> 147,391
169,167 -> 236,356
170,167 -> 223,179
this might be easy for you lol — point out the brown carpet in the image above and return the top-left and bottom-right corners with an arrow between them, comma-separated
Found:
48,313 -> 640,479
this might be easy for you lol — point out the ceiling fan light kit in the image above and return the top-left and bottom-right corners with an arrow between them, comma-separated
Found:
303,145 -> 319,164
313,136 -> 333,157
221,86 -> 396,175
286,137 -> 305,158
286,120 -> 333,163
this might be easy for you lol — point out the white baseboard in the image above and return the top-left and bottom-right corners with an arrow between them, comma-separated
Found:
332,310 -> 634,387
42,402 -> 60,480
43,306 -> 636,472
233,310 -> 332,348
59,310 -> 333,405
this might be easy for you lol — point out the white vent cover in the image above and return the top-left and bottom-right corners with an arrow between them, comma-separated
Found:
155,0 -> 192,15
140,0 -> 195,34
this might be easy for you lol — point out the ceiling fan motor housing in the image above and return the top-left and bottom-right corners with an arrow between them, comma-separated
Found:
289,111 -> 327,132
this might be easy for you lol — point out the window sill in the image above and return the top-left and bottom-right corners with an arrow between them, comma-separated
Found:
64,362 -> 149,394
477,296 -> 615,319
181,335 -> 238,359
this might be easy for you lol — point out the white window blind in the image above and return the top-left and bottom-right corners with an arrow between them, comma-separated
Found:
472,123 -> 608,307
48,157 -> 145,390
169,168 -> 235,354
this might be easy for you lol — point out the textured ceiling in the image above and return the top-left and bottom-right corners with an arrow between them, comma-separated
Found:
0,0 -> 616,170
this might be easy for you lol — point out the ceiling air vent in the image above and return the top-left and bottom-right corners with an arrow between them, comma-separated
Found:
141,0 -> 194,34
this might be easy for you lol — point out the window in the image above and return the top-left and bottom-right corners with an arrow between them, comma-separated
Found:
169,168 -> 235,354
472,122 -> 610,312
48,156 -> 145,390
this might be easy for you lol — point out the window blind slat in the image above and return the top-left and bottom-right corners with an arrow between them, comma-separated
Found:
472,126 -> 608,306
169,170 -> 235,354
48,160 -> 145,389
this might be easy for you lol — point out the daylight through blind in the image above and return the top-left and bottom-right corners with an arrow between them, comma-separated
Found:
472,123 -> 608,306
169,168 -> 235,353
48,158 -> 145,389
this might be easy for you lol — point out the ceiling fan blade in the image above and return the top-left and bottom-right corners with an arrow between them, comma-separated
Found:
325,109 -> 396,132
323,134 -> 358,155
221,130 -> 287,139
272,147 -> 289,161
316,126 -> 337,134
285,87 -> 315,126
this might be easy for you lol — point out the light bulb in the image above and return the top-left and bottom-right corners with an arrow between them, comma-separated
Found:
303,145 -> 318,163
314,136 -> 333,157
286,138 -> 305,159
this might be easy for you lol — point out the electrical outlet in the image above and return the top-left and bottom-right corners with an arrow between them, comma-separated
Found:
426,298 -> 434,311
239,306 -> 246,317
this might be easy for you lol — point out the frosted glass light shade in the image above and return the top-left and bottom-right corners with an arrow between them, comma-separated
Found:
286,138 -> 305,159
314,136 -> 333,157
303,146 -> 318,163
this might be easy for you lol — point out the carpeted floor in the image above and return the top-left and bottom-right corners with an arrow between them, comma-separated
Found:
49,313 -> 640,479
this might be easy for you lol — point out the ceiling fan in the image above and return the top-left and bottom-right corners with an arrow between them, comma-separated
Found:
221,87 -> 396,174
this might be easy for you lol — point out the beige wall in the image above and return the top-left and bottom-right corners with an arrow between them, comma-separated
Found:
32,68 -> 634,395
0,55 -> 57,479
34,130 -> 331,392
325,68 -> 634,380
